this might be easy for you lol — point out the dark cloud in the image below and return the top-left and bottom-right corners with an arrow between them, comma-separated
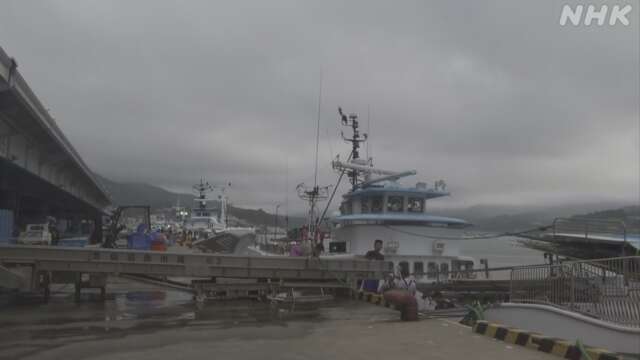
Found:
1,0 -> 637,213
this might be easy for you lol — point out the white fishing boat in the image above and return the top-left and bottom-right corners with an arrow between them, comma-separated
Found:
184,180 -> 226,239
325,108 -> 476,284
184,179 -> 255,252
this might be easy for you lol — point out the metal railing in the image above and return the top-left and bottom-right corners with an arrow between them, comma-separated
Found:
418,267 -> 515,282
551,217 -> 632,255
552,217 -> 628,238
510,256 -> 640,327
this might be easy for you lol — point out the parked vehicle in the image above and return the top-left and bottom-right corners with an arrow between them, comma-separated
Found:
18,224 -> 52,245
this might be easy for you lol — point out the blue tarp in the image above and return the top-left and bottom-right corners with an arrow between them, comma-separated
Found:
362,279 -> 380,292
57,237 -> 88,247
127,224 -> 152,250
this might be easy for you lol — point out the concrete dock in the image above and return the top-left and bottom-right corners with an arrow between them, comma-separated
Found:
0,277 -> 555,360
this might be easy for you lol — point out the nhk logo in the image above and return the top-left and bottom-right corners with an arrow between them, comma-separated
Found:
559,4 -> 632,26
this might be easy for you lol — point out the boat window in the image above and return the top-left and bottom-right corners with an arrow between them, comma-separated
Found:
386,196 -> 404,212
407,197 -> 424,213
329,242 -> 346,253
340,201 -> 352,215
414,262 -> 424,277
398,261 -> 410,275
427,262 -> 437,279
371,196 -> 383,213
440,262 -> 449,275
360,197 -> 370,213
452,260 -> 461,272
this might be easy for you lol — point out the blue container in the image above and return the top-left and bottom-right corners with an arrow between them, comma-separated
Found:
0,209 -> 14,244
57,237 -> 88,247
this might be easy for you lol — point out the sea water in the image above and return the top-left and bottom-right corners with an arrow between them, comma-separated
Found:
459,236 -> 545,268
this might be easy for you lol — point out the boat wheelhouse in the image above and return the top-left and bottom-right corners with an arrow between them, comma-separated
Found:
328,109 -> 475,284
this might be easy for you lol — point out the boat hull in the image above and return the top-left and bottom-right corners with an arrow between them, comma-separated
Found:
332,224 -> 475,284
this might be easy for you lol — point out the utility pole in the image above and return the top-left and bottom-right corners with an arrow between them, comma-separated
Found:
273,203 -> 281,242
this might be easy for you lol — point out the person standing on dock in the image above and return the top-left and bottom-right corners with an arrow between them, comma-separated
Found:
361,239 -> 385,292
365,239 -> 384,260
400,271 -> 416,296
48,218 -> 59,246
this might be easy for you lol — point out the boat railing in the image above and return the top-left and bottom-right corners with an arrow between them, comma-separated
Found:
419,265 -> 515,282
509,256 -> 640,328
551,217 -> 630,242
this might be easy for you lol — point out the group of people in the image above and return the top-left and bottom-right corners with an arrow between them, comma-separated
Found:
176,230 -> 200,247
126,224 -> 172,250
363,239 -> 416,295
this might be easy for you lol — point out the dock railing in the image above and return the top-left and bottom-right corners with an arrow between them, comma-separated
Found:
552,217 -> 628,239
510,256 -> 640,327
551,217 -> 633,256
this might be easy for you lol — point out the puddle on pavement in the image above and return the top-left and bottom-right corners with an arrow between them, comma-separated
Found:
0,279 -> 371,343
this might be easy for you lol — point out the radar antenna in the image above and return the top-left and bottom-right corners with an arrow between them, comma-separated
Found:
193,179 -> 214,210
338,107 -> 368,187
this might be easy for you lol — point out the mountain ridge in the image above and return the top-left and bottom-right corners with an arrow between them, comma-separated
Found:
95,174 -> 304,227
96,174 -> 635,232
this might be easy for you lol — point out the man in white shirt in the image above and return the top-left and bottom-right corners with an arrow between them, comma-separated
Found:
379,267 -> 416,295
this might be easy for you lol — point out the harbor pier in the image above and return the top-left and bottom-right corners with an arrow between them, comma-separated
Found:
0,244 -> 391,300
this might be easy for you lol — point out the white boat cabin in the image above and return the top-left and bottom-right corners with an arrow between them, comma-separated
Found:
331,181 -> 475,282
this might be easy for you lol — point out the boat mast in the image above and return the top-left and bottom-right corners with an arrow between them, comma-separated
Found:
193,179 -> 213,211
338,107 -> 368,188
297,73 -> 331,247
334,109 -> 418,189
213,182 -> 231,228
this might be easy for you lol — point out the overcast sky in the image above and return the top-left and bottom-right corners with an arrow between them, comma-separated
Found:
1,0 -> 638,214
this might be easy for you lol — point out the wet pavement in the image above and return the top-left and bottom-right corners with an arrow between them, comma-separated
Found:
0,277 -> 555,360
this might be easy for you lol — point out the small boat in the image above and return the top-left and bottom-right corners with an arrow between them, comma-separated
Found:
267,289 -> 334,304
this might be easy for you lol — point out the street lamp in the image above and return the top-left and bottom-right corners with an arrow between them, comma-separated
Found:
273,204 -> 281,242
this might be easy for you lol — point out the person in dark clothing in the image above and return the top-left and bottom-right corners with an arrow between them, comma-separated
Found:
49,223 -> 59,246
365,239 -> 384,260
362,239 -> 384,292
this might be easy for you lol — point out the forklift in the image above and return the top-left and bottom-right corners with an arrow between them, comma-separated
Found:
102,205 -> 151,248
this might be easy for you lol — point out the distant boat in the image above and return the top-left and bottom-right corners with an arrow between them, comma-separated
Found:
184,179 -> 255,253
183,179 -> 226,239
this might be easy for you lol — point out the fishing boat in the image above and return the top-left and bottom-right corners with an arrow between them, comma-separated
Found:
325,108 -> 476,284
183,180 -> 226,239
184,179 -> 255,253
